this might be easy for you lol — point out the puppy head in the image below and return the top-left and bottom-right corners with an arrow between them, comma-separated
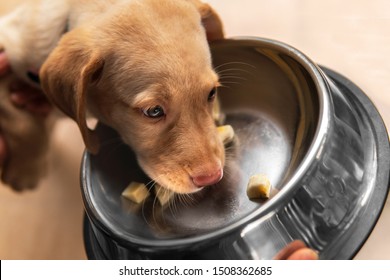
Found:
40,0 -> 225,194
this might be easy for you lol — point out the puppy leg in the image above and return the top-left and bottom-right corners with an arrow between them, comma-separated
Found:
0,5 -> 31,82
0,1 -> 70,85
0,74 -> 51,191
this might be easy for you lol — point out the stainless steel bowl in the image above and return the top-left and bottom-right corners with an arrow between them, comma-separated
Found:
81,37 -> 390,259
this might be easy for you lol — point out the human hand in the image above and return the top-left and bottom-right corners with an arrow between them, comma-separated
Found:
274,240 -> 319,260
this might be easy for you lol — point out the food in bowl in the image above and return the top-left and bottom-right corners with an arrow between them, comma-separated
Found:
82,38 -> 390,260
154,184 -> 175,207
246,174 -> 272,199
121,182 -> 150,204
217,125 -> 235,144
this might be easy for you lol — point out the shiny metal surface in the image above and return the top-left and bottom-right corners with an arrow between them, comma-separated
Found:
81,38 -> 390,259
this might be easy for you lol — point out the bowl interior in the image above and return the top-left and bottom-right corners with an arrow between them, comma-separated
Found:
83,38 -> 321,245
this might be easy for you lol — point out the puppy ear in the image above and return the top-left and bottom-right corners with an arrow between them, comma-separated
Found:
40,29 -> 103,154
190,0 -> 225,41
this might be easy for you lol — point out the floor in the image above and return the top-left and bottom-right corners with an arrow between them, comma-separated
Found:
0,0 -> 389,259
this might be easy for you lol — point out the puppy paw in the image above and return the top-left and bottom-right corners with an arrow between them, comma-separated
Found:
1,158 -> 48,191
0,118 -> 50,191
0,119 -> 50,191
0,75 -> 51,191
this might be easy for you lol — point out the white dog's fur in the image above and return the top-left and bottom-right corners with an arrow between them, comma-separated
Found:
0,0 -> 225,193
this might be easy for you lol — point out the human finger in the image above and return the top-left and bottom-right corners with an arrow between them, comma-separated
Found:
273,240 -> 307,260
286,248 -> 319,260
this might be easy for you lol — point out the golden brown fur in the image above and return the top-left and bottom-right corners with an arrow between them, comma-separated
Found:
0,0 -> 225,193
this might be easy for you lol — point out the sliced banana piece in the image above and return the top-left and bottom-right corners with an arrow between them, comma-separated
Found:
217,125 -> 235,145
122,182 -> 150,204
246,174 -> 272,199
154,184 -> 175,207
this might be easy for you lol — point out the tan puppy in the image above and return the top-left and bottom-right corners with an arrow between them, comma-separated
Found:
0,0 -> 225,194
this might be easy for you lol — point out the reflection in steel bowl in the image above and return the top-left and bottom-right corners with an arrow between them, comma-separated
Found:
81,37 -> 389,260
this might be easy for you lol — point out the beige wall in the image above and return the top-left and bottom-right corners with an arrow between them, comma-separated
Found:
0,0 -> 389,259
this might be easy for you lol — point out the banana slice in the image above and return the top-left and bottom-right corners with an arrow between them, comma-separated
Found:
246,174 -> 272,199
122,182 -> 150,204
154,184 -> 175,207
217,125 -> 235,145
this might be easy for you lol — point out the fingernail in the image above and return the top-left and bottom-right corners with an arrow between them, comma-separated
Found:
310,250 -> 320,260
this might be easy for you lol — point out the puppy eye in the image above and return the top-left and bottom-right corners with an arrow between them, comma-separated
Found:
208,87 -> 217,102
143,105 -> 165,118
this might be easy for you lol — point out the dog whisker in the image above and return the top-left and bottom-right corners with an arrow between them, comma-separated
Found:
216,68 -> 254,77
219,80 -> 244,87
168,195 -> 179,218
218,84 -> 233,90
215,63 -> 258,86
214,61 -> 256,72
179,193 -> 198,208
140,178 -> 162,227
145,178 -> 157,190
152,192 -> 163,227
219,75 -> 248,81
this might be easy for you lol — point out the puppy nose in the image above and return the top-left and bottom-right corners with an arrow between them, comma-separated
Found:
192,168 -> 223,188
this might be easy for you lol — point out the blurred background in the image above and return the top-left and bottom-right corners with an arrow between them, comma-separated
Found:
0,0 -> 389,259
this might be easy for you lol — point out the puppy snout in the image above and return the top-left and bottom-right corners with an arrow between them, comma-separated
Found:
191,168 -> 223,188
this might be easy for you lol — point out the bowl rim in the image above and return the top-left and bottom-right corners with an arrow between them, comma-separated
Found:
82,36 -> 332,248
